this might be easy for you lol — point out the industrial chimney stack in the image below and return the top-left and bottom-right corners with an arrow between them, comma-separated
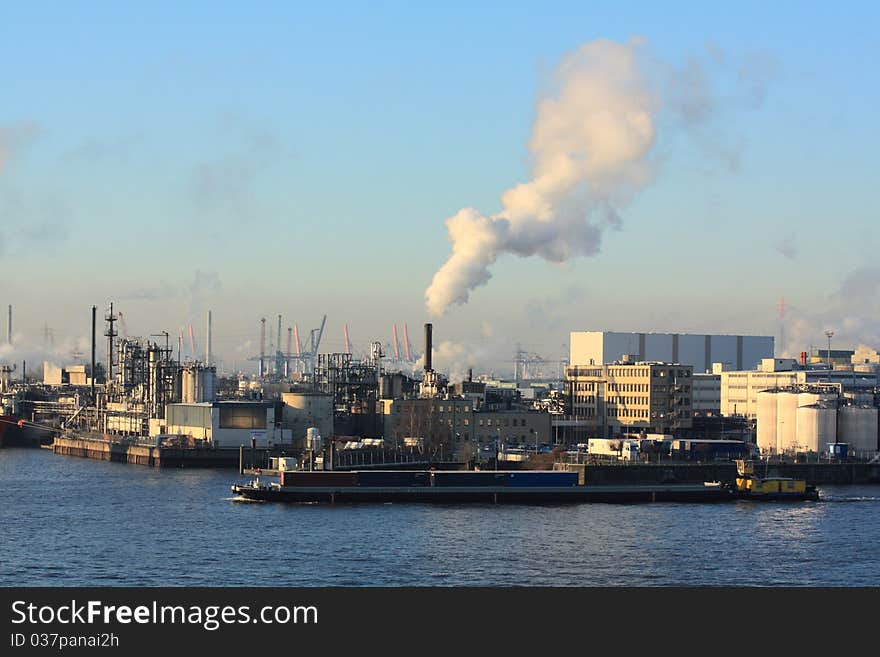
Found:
424,323 -> 433,372
206,310 -> 213,366
6,305 -> 11,344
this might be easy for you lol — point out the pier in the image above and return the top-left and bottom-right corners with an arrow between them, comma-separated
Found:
52,435 -> 277,469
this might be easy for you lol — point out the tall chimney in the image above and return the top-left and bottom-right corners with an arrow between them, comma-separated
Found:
424,323 -> 433,372
277,315 -> 282,356
259,318 -> 266,378
6,304 -> 11,344
206,310 -> 213,366
91,305 -> 97,400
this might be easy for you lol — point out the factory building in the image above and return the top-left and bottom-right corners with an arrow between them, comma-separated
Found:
570,331 -> 774,373
721,358 -> 879,418
158,400 -> 292,448
756,387 -> 879,458
693,367 -> 722,416
382,397 -> 551,447
565,361 -> 693,439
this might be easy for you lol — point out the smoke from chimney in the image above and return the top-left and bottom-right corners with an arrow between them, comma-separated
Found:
425,38 -> 658,315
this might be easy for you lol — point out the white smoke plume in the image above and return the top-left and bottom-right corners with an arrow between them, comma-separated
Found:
425,38 -> 770,315
0,332 -> 91,377
781,266 -> 880,358
426,38 -> 657,315
0,121 -> 41,173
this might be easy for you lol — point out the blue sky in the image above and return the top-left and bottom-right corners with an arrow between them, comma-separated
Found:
1,1 -> 877,374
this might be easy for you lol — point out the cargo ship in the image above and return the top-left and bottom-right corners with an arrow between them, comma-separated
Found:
731,460 -> 819,501
0,413 -> 54,448
230,469 -> 737,504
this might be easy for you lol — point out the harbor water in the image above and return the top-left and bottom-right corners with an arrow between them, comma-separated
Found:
2,448 -> 879,586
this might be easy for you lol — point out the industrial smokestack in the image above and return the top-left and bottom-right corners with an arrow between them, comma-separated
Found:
206,310 -> 212,366
91,305 -> 96,400
285,327 -> 292,377
276,315 -> 282,357
259,318 -> 266,378
424,323 -> 433,372
6,304 -> 11,345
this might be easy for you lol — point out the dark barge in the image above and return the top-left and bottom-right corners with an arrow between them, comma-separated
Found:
230,469 -> 763,504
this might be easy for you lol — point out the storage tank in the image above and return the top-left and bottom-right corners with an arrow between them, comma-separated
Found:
795,404 -> 837,453
776,392 -> 799,452
756,391 -> 778,453
799,390 -> 837,406
838,406 -> 878,456
200,367 -> 216,402
181,367 -> 196,403
306,427 -> 323,451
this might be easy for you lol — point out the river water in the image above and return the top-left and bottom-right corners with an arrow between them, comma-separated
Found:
2,448 -> 878,586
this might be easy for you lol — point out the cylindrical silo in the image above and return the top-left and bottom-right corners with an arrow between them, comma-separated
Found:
776,392 -> 799,452
796,404 -> 837,453
757,391 -> 778,454
843,390 -> 874,405
200,367 -> 216,402
838,406 -> 878,456
797,392 -> 821,409
181,367 -> 196,403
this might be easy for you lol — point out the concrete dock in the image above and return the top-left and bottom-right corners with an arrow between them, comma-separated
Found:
52,435 -> 276,468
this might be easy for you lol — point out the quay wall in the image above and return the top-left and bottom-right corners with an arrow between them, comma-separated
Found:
52,436 -> 270,469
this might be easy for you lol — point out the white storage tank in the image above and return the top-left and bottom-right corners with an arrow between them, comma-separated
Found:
306,427 -> 323,451
838,406 -> 878,456
795,404 -> 837,453
756,391 -> 778,453
776,392 -> 799,452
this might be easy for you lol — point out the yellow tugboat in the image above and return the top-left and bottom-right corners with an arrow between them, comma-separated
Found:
733,460 -> 819,501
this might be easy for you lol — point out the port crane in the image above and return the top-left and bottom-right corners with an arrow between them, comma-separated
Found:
248,314 -> 326,378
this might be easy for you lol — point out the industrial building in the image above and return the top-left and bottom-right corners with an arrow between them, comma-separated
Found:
160,400 -> 292,448
565,361 -> 694,439
570,331 -> 774,372
382,397 -> 551,448
755,387 -> 879,458
721,358 -> 879,418
692,365 -> 723,416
